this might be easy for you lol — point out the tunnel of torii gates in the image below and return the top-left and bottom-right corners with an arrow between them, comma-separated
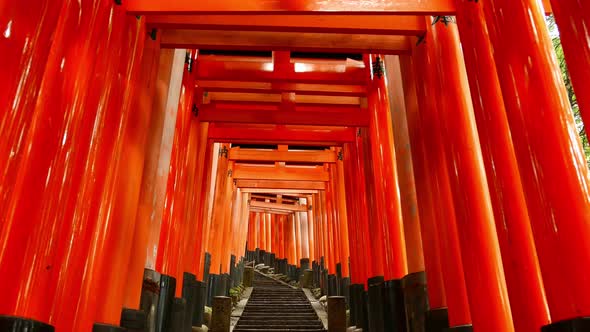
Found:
2,0 -> 590,332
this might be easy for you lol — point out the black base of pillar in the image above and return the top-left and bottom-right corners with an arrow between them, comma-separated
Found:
182,272 -> 197,332
92,323 -> 125,332
426,308 -> 449,332
542,317 -> 590,332
120,308 -> 147,332
367,276 -> 385,332
402,271 -> 428,332
139,269 -> 160,332
383,279 -> 406,332
444,325 -> 473,332
207,274 -> 220,306
341,277 -> 351,305
192,280 -> 205,327
0,316 -> 54,332
169,298 -> 186,332
328,274 -> 338,296
156,274 -> 176,332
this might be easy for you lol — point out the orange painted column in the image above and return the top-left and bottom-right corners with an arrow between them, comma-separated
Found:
300,208 -> 310,260
122,33 -> 164,309
342,144 -> 363,285
357,127 -> 386,280
484,0 -> 590,323
266,212 -> 272,253
219,166 -> 236,274
247,212 -> 256,252
414,30 -> 471,326
549,0 -> 590,129
399,55 -> 446,309
385,56 -> 425,275
0,3 -> 146,330
207,143 -> 231,275
196,139 -> 216,280
156,50 -> 197,292
0,0 -> 63,217
328,164 -> 343,272
295,212 -> 303,264
365,54 -> 408,280
430,18 -> 514,331
324,174 -> 337,273
350,132 -> 374,286
454,2 -> 551,330
306,196 -> 315,263
189,129 -> 212,280
334,156 -> 351,278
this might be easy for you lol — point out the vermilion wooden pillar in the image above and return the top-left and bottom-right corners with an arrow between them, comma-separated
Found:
385,56 -> 425,275
351,132 -> 374,286
399,55 -> 446,309
156,49 -> 196,291
454,2 -> 551,330
207,143 -> 231,275
196,139 -> 216,280
0,0 -> 63,218
549,0 -> 590,129
219,166 -> 236,274
123,33 -> 164,308
306,196 -> 315,263
365,54 -> 408,280
334,148 -> 350,278
430,18 -> 514,331
414,30 -> 471,327
484,0 -> 590,323
357,128 -> 385,281
342,144 -> 364,286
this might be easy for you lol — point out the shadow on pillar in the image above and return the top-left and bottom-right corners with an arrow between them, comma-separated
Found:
0,316 -> 54,332
542,318 -> 590,332
425,308 -> 449,332
383,279 -> 406,332
402,271 -> 428,332
367,276 -> 386,332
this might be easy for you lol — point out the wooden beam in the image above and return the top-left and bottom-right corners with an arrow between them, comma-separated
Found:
197,81 -> 367,97
233,164 -> 329,181
237,179 -> 326,190
251,194 -> 299,202
146,14 -> 426,35
229,148 -> 337,163
161,30 -> 412,55
242,188 -> 320,194
249,207 -> 292,215
208,123 -> 356,145
196,58 -> 365,85
199,107 -> 369,127
126,0 -> 455,15
206,92 -> 361,105
250,200 -> 308,212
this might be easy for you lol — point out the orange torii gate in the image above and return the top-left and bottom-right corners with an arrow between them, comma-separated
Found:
2,1 -> 590,332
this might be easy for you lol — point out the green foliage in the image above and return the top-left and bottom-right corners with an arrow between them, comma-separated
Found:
546,15 -> 590,167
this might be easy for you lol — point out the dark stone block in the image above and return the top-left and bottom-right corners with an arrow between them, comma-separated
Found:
0,316 -> 54,332
542,317 -> 590,332
341,277 -> 351,305
328,274 -> 338,296
120,308 -> 147,332
402,272 -> 428,332
426,308 -> 449,332
92,323 -> 125,332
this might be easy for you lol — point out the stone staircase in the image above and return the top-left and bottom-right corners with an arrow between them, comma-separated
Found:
233,273 -> 326,332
